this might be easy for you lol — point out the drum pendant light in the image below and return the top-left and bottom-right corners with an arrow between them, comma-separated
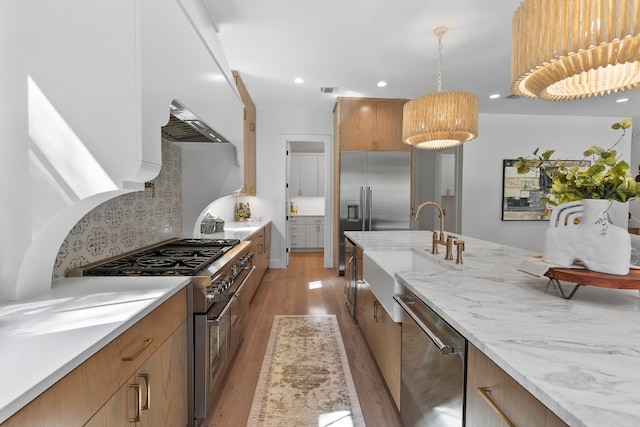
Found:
402,26 -> 479,150
511,0 -> 640,100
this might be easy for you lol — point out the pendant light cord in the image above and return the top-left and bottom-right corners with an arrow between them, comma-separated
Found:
433,26 -> 447,93
437,32 -> 443,92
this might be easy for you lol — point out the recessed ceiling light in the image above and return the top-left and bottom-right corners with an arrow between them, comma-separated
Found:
294,77 -> 304,84
616,98 -> 629,103
489,93 -> 501,99
377,81 -> 387,88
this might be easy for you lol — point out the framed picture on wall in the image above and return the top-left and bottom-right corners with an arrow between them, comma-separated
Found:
501,159 -> 590,221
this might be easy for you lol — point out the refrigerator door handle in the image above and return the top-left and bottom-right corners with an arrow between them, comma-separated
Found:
367,186 -> 373,231
360,186 -> 366,232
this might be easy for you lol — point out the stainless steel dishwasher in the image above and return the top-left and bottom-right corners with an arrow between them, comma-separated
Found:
394,288 -> 466,427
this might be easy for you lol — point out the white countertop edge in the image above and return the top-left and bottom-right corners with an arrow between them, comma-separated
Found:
0,276 -> 189,424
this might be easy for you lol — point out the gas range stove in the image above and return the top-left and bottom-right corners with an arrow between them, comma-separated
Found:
69,238 -> 241,277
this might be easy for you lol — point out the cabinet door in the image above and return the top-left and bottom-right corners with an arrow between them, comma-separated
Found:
339,99 -> 377,150
317,155 -> 325,196
138,321 -> 188,427
466,344 -> 567,427
376,100 -> 408,151
376,304 -> 401,409
299,155 -> 319,196
86,321 -> 188,427
84,375 -> 137,426
289,155 -> 302,196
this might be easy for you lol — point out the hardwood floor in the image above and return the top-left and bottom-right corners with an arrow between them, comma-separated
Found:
203,252 -> 403,427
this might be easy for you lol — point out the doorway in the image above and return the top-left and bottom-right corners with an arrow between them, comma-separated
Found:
284,134 -> 332,268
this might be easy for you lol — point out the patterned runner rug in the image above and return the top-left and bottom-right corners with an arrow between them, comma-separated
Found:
247,315 -> 366,427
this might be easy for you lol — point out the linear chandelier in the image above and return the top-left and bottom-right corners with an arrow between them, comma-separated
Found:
403,26 -> 479,150
511,0 -> 640,100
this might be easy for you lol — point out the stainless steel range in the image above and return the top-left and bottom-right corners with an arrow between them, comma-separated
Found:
68,238 -> 255,427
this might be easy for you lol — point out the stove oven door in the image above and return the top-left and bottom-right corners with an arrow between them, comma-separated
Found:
194,299 -> 232,420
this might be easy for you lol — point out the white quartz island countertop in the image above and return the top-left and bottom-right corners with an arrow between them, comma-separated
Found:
345,230 -> 640,427
0,276 -> 189,423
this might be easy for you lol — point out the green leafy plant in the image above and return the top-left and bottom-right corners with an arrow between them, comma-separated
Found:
514,119 -> 639,205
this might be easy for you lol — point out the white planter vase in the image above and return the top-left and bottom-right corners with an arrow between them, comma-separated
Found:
543,199 -> 631,275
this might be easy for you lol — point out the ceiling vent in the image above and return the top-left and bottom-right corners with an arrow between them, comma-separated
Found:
320,86 -> 338,94
161,101 -> 230,143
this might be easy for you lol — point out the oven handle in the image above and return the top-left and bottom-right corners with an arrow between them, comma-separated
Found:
234,265 -> 256,297
208,295 -> 236,325
394,294 -> 459,356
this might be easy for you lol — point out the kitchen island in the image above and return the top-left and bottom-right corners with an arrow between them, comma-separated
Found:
346,230 -> 640,427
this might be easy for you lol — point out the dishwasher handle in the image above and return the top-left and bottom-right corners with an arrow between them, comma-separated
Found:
394,295 -> 461,356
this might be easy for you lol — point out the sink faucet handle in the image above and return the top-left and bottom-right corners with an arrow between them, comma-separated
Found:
445,235 -> 455,260
454,239 -> 465,264
431,231 -> 440,254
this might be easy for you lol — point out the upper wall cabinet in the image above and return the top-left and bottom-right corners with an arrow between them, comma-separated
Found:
290,153 -> 325,197
334,98 -> 409,151
233,71 -> 257,196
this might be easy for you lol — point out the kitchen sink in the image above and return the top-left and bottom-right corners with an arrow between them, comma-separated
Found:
363,248 -> 459,322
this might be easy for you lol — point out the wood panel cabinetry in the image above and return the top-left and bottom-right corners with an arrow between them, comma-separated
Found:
334,98 -> 409,152
233,70 -> 257,196
246,223 -> 271,302
3,289 -> 188,427
86,321 -> 188,426
466,343 -> 567,427
358,281 -> 401,409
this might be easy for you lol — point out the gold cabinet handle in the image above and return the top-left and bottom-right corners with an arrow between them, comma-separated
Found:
477,387 -> 516,427
122,338 -> 154,361
138,373 -> 150,410
128,383 -> 142,423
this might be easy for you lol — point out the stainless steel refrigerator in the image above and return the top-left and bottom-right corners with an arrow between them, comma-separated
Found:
338,151 -> 411,273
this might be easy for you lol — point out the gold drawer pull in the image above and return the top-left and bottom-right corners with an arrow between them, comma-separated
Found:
128,383 -> 142,422
122,338 -> 154,361
138,373 -> 151,410
477,387 -> 517,427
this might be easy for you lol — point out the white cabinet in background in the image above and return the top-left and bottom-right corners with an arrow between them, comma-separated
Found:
290,216 -> 324,250
290,154 -> 325,197
440,153 -> 456,196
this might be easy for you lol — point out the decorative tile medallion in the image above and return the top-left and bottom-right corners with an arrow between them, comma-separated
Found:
53,141 -> 182,279
247,315 -> 366,427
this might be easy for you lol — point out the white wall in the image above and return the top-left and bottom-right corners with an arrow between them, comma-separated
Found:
0,0 -> 243,300
462,114 -> 631,253
255,108 -> 334,268
181,143 -> 243,236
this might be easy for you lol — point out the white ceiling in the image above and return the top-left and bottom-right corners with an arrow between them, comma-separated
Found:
207,0 -> 639,121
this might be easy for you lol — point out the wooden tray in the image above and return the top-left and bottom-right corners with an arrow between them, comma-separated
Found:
545,267 -> 640,299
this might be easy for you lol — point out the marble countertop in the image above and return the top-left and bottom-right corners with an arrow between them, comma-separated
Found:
345,230 -> 640,427
0,276 -> 189,423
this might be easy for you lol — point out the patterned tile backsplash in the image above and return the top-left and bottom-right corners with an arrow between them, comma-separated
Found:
53,141 -> 183,279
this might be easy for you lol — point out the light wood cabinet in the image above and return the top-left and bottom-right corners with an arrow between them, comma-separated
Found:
85,320 -> 188,426
233,70 -> 257,196
3,289 -> 188,427
466,343 -> 567,427
334,97 -> 409,152
246,223 -> 271,302
359,282 -> 401,409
